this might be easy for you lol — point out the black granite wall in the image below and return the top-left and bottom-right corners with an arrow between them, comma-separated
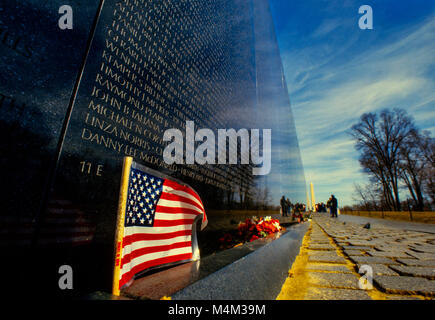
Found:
0,0 -> 305,297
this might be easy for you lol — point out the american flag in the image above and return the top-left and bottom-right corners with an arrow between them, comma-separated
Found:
118,166 -> 207,289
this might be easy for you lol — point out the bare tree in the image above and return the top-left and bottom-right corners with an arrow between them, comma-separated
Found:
398,130 -> 427,210
349,109 -> 417,211
359,152 -> 395,210
418,132 -> 435,205
353,183 -> 379,211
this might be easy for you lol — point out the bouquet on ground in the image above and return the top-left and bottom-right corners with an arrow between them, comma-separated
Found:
219,216 -> 283,249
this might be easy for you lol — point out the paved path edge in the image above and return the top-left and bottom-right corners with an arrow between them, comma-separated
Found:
172,222 -> 309,300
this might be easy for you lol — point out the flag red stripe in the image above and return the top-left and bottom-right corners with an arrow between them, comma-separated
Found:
159,193 -> 204,212
121,241 -> 191,267
118,170 -> 207,289
119,253 -> 193,288
153,219 -> 194,227
163,180 -> 203,207
122,229 -> 191,247
155,205 -> 200,215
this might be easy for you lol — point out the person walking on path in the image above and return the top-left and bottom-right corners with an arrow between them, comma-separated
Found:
280,195 -> 288,217
293,204 -> 303,223
326,197 -> 332,217
286,198 -> 292,217
330,194 -> 338,218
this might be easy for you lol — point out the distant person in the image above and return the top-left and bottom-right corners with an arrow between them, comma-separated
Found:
331,194 -> 338,218
286,198 -> 292,216
326,197 -> 332,217
294,205 -> 303,223
280,195 -> 287,217
321,203 -> 327,212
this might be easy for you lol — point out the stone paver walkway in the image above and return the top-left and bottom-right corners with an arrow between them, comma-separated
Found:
277,213 -> 435,300
337,214 -> 435,234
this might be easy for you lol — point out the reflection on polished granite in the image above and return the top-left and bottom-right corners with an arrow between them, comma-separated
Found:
173,222 -> 309,300
121,224 -> 295,300
2,0 -> 306,297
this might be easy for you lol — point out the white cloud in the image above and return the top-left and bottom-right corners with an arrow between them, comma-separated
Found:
311,19 -> 342,38
280,15 -> 435,205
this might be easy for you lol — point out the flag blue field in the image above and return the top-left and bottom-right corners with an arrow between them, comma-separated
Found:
118,165 -> 207,289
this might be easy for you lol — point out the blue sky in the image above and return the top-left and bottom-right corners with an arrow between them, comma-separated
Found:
269,0 -> 435,206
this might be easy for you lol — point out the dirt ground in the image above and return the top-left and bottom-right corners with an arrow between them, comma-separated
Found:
340,210 -> 435,224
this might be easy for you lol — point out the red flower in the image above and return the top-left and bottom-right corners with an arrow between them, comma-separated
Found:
219,216 -> 282,249
219,233 -> 233,244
